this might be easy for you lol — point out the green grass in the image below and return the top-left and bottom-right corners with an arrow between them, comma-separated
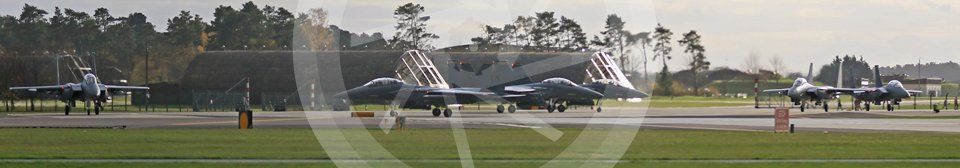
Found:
5,162 -> 960,168
3,128 -> 960,167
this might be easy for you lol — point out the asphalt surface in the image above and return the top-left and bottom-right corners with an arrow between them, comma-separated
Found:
2,107 -> 960,133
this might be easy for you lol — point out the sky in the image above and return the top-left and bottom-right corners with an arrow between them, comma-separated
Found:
1,0 -> 958,74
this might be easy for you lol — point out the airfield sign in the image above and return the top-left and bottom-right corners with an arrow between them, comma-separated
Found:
774,108 -> 790,133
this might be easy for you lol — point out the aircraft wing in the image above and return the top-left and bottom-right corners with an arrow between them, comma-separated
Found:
761,88 -> 789,95
907,90 -> 923,96
103,85 -> 150,90
424,89 -> 495,97
815,88 -> 875,94
9,85 -> 66,92
423,88 -> 498,104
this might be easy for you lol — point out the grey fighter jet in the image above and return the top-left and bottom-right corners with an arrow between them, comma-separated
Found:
763,63 -> 852,112
9,73 -> 150,115
497,78 -> 604,113
849,66 -> 922,111
333,78 -> 497,117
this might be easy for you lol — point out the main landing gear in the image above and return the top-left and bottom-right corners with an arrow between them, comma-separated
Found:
545,99 -> 569,113
799,102 -> 806,112
94,102 -> 102,115
431,107 -> 454,117
496,104 -> 517,113
546,104 -> 567,113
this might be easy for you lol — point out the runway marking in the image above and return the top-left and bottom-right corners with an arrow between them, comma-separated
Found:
3,158 -> 960,164
487,123 -> 542,129
169,117 -> 322,126
642,124 -> 768,132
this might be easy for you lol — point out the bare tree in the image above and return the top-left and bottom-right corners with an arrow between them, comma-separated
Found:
743,51 -> 763,74
769,54 -> 785,77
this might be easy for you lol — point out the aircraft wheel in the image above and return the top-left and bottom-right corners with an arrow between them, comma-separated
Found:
546,105 -> 555,113
389,110 -> 398,117
887,104 -> 893,111
596,107 -> 602,113
508,104 -> 517,113
800,104 -> 805,112
443,108 -> 453,117
95,105 -> 101,115
496,105 -> 505,113
557,105 -> 566,113
865,104 -> 871,111
432,108 -> 441,117
823,103 -> 829,112
64,106 -> 70,115
87,108 -> 91,115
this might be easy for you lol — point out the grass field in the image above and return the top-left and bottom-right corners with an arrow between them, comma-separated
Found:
1,128 -> 960,167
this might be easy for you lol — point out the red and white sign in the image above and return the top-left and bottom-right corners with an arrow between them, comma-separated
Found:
774,108 -> 790,133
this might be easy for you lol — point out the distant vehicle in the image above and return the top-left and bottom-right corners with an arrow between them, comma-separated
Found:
498,78 -> 604,113
9,73 -> 150,115
847,66 -> 922,111
763,63 -> 851,112
333,78 -> 496,117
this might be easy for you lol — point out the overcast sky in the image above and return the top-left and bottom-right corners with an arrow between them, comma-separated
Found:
2,0 -> 958,74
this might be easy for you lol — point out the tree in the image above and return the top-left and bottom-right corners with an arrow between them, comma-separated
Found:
556,16 -> 587,51
655,66 -> 674,97
678,30 -> 709,96
294,8 -> 334,51
472,13 -> 587,52
530,12 -> 559,50
652,23 -> 672,68
592,14 -> 640,72
93,8 -> 114,31
209,5 -> 240,50
263,5 -> 294,49
652,23 -> 673,97
743,51 -> 763,74
634,32 -> 653,90
13,4 -> 49,54
814,55 -> 872,88
166,11 -> 207,49
389,3 -> 438,50
769,54 -> 785,80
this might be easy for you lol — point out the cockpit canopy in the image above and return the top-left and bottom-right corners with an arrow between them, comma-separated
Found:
592,79 -> 620,86
793,78 -> 807,86
363,78 -> 404,87
888,80 -> 903,88
542,78 -> 577,86
84,74 -> 97,83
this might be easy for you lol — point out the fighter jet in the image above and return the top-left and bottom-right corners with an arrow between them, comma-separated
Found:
762,63 -> 850,112
9,73 -> 150,115
333,78 -> 497,117
496,78 -> 604,113
848,66 -> 922,111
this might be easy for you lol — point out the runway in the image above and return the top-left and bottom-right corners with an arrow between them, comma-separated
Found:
2,107 -> 960,133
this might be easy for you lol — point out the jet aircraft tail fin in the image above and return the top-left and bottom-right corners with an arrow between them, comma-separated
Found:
837,61 -> 843,88
806,63 -> 814,83
873,65 -> 882,88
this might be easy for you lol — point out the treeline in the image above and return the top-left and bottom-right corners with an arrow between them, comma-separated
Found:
0,1 -> 441,92
471,14 -> 712,96
881,62 -> 960,83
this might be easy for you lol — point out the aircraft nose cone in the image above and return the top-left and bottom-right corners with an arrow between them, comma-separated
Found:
333,90 -> 350,99
630,90 -> 649,98
584,88 -> 604,98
